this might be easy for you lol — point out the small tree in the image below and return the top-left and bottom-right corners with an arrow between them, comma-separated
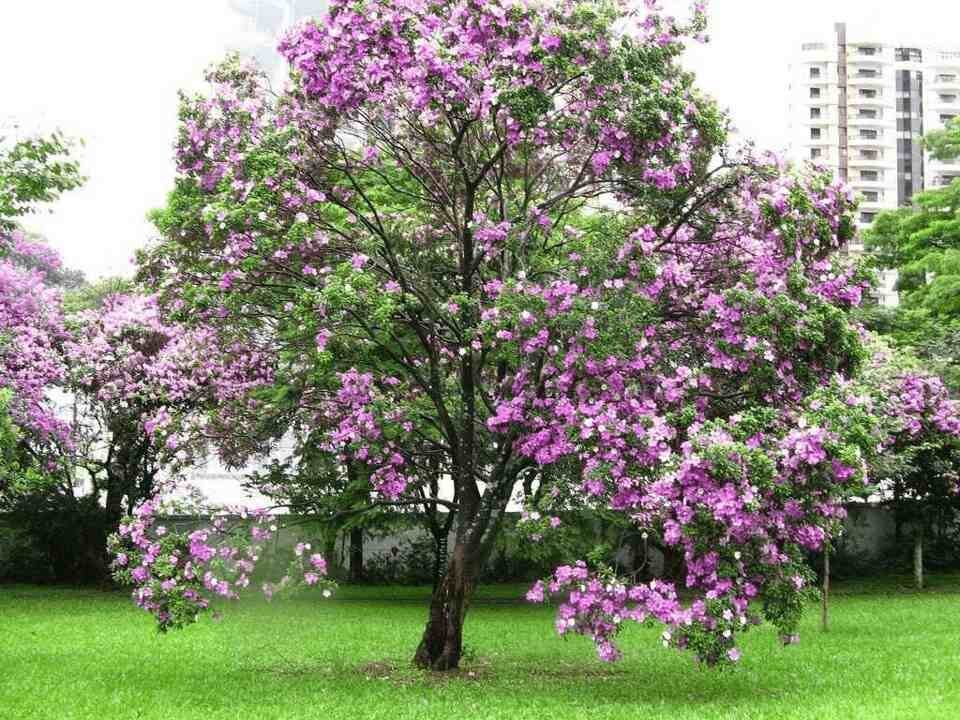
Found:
876,372 -> 960,589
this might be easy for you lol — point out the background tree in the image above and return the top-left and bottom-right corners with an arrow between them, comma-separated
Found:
0,131 -> 83,233
924,116 -> 960,163
131,0 -> 874,670
862,134 -> 960,386
869,364 -> 960,589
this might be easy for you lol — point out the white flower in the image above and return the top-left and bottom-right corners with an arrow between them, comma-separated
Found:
590,301 -> 600,310
322,589 -> 332,598
295,212 -> 309,224
734,551 -> 742,560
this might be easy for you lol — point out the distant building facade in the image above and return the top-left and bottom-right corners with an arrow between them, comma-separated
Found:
789,24 -> 960,243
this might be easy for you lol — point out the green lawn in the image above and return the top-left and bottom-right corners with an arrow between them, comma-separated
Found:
2,575 -> 960,720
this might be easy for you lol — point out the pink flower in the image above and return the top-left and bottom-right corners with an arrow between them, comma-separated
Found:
309,554 -> 327,573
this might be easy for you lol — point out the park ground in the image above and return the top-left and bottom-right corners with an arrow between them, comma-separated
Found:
2,576 -> 960,720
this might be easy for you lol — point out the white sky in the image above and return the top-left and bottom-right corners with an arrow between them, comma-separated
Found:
3,0 -> 960,281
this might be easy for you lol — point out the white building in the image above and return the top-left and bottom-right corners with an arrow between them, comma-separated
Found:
789,24 -> 960,308
789,24 -> 960,240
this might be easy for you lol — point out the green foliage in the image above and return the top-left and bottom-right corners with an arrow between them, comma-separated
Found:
863,179 -> 960,384
62,276 -> 133,313
924,116 -> 960,162
0,131 -> 84,233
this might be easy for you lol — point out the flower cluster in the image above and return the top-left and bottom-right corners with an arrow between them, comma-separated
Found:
108,501 -> 335,631
0,246 -> 70,455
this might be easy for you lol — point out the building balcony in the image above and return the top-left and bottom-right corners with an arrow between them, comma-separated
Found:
931,175 -> 960,187
848,156 -> 896,169
848,135 -> 888,147
847,116 -> 894,127
848,76 -> 887,87
847,95 -> 889,107
927,103 -> 959,116
851,178 -> 889,188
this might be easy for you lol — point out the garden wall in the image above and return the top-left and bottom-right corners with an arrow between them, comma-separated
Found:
0,503 -> 910,584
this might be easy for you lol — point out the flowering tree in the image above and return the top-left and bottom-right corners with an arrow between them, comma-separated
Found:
0,131 -> 82,465
0,235 -> 71,470
871,368 -> 960,589
135,0 -> 875,669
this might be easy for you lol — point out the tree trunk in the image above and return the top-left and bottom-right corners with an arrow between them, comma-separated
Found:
349,526 -> 363,582
413,542 -> 475,671
821,545 -> 830,632
914,529 -> 924,590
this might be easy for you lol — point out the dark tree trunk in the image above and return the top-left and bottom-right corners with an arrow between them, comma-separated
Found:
821,545 -> 830,632
349,526 -> 364,582
413,542 -> 476,671
914,528 -> 924,590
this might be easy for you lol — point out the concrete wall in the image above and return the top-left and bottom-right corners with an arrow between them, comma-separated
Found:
0,504 -> 914,581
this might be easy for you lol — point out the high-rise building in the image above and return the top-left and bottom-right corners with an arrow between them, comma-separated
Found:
789,23 -> 960,246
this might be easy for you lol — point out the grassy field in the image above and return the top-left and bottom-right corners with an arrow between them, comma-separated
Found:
2,575 -> 960,720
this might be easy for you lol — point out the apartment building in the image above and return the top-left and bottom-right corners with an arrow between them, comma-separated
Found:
789,23 -> 960,244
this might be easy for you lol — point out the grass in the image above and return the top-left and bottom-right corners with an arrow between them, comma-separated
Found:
2,575 -> 960,720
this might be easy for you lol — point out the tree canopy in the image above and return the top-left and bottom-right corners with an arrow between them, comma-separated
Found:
112,0 -> 884,670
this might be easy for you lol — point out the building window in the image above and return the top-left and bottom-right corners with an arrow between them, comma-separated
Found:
859,88 -> 878,98
857,68 -> 878,78
861,149 -> 879,159
858,108 -> 878,119
895,48 -> 922,62
858,46 -> 878,56
860,128 -> 878,139
810,87 -> 821,98
940,94 -> 957,103
860,211 -> 877,223
941,114 -> 958,123
861,170 -> 879,181
897,118 -> 912,131
811,148 -> 822,159
810,127 -> 822,139
863,190 -> 879,202
810,107 -> 822,119
939,74 -> 958,82
810,67 -> 822,79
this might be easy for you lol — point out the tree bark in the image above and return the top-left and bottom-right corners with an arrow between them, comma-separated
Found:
914,528 -> 924,590
821,545 -> 830,632
413,541 -> 475,671
349,526 -> 364,582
